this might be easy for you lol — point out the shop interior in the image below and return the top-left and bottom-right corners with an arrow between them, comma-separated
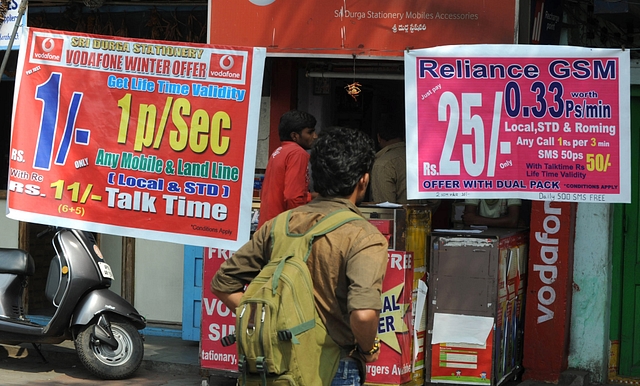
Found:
282,57 -> 532,230
282,59 -> 533,382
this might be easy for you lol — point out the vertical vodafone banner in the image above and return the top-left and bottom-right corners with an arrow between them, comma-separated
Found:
523,201 -> 575,382
405,45 -> 630,203
7,28 -> 266,250
202,248 -> 238,371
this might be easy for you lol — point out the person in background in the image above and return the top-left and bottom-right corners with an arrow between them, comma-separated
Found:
370,121 -> 441,215
463,198 -> 522,228
211,127 -> 388,385
370,123 -> 407,204
258,110 -> 317,229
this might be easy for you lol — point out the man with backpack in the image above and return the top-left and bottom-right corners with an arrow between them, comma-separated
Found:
211,127 -> 388,385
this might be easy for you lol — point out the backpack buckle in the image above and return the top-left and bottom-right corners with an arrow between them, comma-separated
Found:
256,356 -> 267,373
256,356 -> 268,386
277,330 -> 293,341
238,354 -> 247,373
221,334 -> 236,347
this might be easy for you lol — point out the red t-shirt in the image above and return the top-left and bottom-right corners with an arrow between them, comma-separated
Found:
258,141 -> 312,228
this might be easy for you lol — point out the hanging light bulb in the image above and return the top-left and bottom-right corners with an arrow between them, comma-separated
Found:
344,54 -> 362,101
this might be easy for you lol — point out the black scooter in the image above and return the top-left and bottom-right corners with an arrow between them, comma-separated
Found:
0,227 -> 146,379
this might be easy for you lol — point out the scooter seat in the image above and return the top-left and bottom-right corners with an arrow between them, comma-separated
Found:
0,249 -> 35,276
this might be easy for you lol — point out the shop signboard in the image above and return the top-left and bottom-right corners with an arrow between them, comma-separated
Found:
428,230 -> 528,385
366,251 -> 415,385
201,247 -> 238,371
202,249 -> 426,382
0,0 -> 26,50
495,233 -> 528,384
530,0 -> 563,45
430,328 -> 495,384
405,45 -> 630,203
208,0 -> 517,57
6,27 -> 266,250
522,201 -> 575,381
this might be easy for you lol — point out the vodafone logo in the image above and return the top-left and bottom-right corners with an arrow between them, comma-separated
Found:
32,35 -> 63,62
41,38 -> 55,52
209,52 -> 246,81
249,0 -> 276,5
219,55 -> 234,70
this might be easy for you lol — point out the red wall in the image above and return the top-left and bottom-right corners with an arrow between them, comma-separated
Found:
209,1 -> 517,57
268,59 -> 297,155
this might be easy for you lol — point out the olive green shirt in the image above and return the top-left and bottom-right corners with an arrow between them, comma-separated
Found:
465,199 -> 522,218
210,197 -> 389,349
371,142 -> 407,204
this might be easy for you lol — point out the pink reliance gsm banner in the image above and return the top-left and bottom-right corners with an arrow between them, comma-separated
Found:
405,45 -> 630,203
7,28 -> 266,249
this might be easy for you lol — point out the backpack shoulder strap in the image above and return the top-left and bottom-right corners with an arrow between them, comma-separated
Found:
306,209 -> 364,239
270,209 -> 363,263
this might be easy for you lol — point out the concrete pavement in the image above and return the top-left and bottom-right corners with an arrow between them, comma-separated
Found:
517,369 -> 593,386
0,334 -> 210,385
0,333 -> 592,386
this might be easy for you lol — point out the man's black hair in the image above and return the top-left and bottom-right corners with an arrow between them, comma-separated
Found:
311,127 -> 376,197
376,123 -> 405,141
376,110 -> 406,141
278,110 -> 317,141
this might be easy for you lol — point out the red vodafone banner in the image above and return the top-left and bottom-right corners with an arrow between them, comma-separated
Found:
404,45 -> 631,203
201,248 -> 238,371
523,201 -> 576,381
208,1 -> 516,57
6,28 -> 266,250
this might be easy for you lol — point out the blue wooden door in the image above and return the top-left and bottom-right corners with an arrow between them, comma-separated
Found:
182,245 -> 203,341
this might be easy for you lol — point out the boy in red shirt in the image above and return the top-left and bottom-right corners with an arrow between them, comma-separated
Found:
258,110 -> 317,228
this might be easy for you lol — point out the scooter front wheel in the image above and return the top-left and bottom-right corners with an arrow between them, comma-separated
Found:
74,319 -> 144,380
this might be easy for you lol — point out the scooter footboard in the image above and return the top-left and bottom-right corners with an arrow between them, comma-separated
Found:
71,289 -> 146,330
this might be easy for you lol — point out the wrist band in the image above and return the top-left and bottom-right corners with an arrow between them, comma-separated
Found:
357,337 -> 381,356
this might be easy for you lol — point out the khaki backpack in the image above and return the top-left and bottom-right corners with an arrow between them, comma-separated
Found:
223,209 -> 363,386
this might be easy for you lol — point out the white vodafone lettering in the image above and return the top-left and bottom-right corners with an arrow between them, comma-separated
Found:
534,201 -> 561,324
207,248 -> 235,260
203,297 -> 233,317
208,322 -> 236,341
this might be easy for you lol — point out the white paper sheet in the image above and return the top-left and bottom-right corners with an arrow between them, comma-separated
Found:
375,201 -> 403,208
413,280 -> 428,363
433,229 -> 484,234
431,313 -> 494,345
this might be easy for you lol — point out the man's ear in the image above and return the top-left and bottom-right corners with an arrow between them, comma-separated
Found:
360,173 -> 370,189
290,131 -> 299,142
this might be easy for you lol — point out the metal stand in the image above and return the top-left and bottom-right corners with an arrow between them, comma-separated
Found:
31,343 -> 48,363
